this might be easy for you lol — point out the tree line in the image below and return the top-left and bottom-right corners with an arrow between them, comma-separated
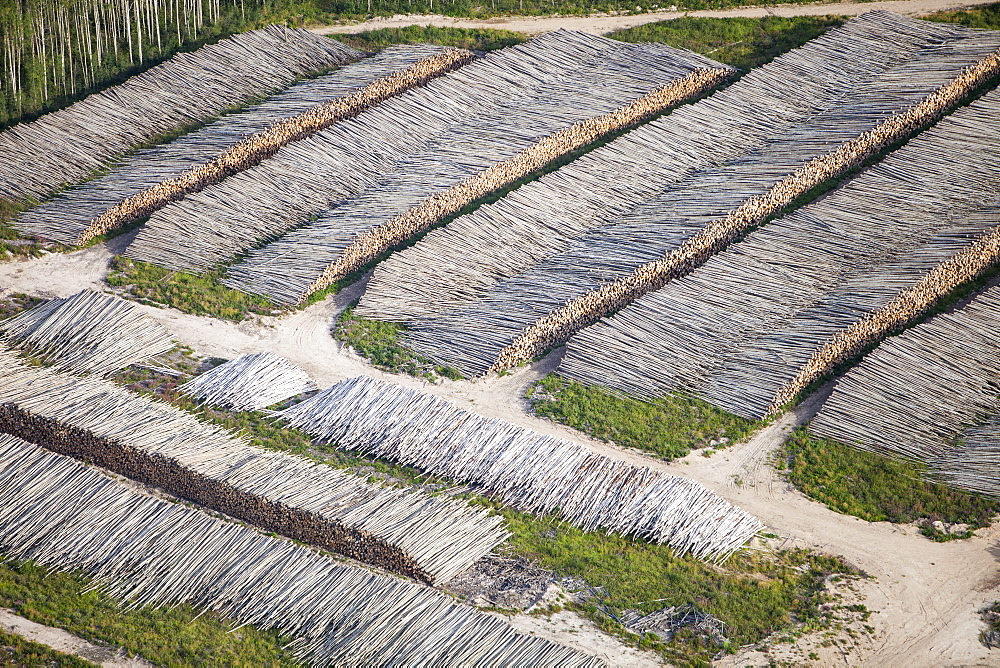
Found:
0,0 -> 265,129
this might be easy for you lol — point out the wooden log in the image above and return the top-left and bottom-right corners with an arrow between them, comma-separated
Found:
0,352 -> 508,584
0,433 -> 602,667
0,25 -> 359,206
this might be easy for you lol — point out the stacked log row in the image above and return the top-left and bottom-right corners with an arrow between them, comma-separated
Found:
393,30 -> 1000,377
0,403 -> 431,582
14,45 -> 452,246
0,289 -> 173,377
247,66 -> 732,304
277,375 -> 764,562
0,353 -> 509,584
0,434 -> 603,667
357,12 -> 973,330
931,419 -> 1000,497
810,286 -> 1000,462
768,200 -> 1000,415
123,30 -> 728,277
0,25 -> 358,204
75,47 -> 474,245
485,41 -> 1000,376
180,351 -> 317,411
558,86 -> 1000,419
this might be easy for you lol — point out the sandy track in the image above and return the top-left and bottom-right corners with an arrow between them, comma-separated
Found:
1,608 -> 152,667
2,240 -> 999,665
311,0 -> 999,36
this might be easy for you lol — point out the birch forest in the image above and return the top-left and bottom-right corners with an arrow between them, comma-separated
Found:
0,0 -> 266,128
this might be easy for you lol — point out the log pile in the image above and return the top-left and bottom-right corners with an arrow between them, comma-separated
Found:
0,25 -> 357,204
487,42 -> 1000,376
769,198 -> 1000,415
810,286 -> 1000,461
123,30 -> 727,277
0,434 -> 603,666
14,45 -> 451,246
284,67 -> 732,304
0,289 -> 173,377
931,419 -> 1000,497
277,375 -> 764,562
366,22 -> 1000,377
75,47 -> 473,245
0,353 -> 508,583
558,86 -> 1000,419
0,403 -> 431,582
180,351 -> 317,411
357,12 -> 973,332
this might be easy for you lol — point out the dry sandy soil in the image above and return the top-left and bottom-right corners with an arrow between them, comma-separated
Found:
312,0 -> 1000,36
1,241 -> 998,666
0,608 -> 152,667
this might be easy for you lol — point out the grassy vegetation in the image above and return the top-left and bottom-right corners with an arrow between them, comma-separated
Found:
106,258 -> 277,321
923,2 -> 1000,29
0,560 -> 298,667
527,374 -> 759,460
611,15 -> 845,69
252,0 -> 826,24
335,299 -> 463,380
336,25 -> 526,51
0,293 -> 44,321
778,429 -> 1000,540
497,506 -> 861,666
0,628 -> 93,668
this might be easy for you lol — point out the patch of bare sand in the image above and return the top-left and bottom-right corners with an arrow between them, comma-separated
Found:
0,608 -> 152,667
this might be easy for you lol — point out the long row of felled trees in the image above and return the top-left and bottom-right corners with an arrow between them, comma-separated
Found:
0,0 -> 268,128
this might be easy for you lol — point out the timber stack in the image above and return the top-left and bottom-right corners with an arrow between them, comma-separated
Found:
0,434 -> 603,667
77,48 -> 475,245
489,46 -> 1000,375
0,403 -> 431,582
300,67 -> 733,300
0,25 -> 358,202
0,353 -> 509,583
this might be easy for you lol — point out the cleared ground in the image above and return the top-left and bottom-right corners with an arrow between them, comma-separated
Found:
1,241 -> 996,666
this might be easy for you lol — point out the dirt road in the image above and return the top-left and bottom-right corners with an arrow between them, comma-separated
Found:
1,244 -> 997,665
312,0 -> 998,36
0,608 -> 152,668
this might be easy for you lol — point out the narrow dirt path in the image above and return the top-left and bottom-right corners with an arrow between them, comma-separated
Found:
311,0 -> 998,36
2,243 -> 998,666
0,608 -> 153,668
